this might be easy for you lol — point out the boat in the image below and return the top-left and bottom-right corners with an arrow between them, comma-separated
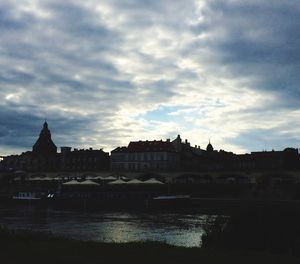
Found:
153,195 -> 191,200
12,192 -> 55,204
150,195 -> 191,209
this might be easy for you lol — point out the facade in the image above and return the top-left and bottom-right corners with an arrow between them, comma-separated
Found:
110,136 -> 236,172
111,140 -> 180,171
60,147 -> 109,171
194,148 -> 300,171
111,135 -> 209,172
249,148 -> 299,170
171,135 -> 206,170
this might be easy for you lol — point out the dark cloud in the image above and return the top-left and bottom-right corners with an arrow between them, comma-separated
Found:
0,107 -> 97,150
191,1 -> 300,101
0,10 -> 24,31
0,0 -> 300,155
226,127 -> 300,153
0,69 -> 35,85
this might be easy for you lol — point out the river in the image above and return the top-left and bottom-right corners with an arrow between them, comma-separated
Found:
0,204 -> 226,247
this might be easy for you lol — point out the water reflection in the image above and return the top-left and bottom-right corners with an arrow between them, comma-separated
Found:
0,205 -> 223,247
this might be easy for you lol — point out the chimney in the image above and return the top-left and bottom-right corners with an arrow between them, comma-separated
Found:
167,138 -> 170,142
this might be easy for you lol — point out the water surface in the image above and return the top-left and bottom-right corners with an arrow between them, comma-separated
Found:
0,204 -> 223,247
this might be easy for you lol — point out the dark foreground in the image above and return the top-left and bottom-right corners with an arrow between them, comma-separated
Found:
1,226 -> 300,264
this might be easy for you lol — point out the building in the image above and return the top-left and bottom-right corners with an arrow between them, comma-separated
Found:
171,135 -> 206,170
30,121 -> 59,171
2,121 -> 59,171
111,135 -> 210,172
1,122 -> 300,173
1,121 -> 109,172
196,147 -> 300,171
249,148 -> 300,170
32,121 -> 57,155
60,147 -> 109,171
111,139 -> 180,171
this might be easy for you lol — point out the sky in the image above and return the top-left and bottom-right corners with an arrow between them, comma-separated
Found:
1,0 -> 300,155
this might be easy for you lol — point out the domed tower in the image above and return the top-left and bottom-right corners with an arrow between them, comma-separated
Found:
32,121 -> 57,155
206,140 -> 214,152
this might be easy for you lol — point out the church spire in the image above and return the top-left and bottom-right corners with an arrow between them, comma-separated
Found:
43,119 -> 48,128
206,139 -> 214,152
33,121 -> 57,155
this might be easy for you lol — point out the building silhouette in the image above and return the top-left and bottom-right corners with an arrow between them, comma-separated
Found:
0,122 -> 299,173
1,122 -> 109,172
60,146 -> 109,171
2,122 -> 59,171
111,140 -> 180,171
111,135 -> 208,171
31,121 -> 59,171
111,136 -> 300,172
32,121 -> 57,155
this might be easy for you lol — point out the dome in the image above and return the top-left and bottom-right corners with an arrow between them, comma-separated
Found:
43,121 -> 48,129
206,141 -> 214,152
32,121 -> 57,155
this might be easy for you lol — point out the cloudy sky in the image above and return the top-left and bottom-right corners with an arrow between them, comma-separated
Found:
1,0 -> 300,155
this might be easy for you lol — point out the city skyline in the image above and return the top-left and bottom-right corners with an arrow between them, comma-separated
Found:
1,1 -> 300,155
2,120 -> 299,173
1,120 -> 299,158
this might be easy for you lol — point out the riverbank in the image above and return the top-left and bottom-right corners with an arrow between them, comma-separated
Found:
1,227 -> 299,264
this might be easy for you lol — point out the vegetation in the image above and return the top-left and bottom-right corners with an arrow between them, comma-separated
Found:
201,206 -> 300,256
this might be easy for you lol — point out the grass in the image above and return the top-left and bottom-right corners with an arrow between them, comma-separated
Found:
1,225 -> 300,264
